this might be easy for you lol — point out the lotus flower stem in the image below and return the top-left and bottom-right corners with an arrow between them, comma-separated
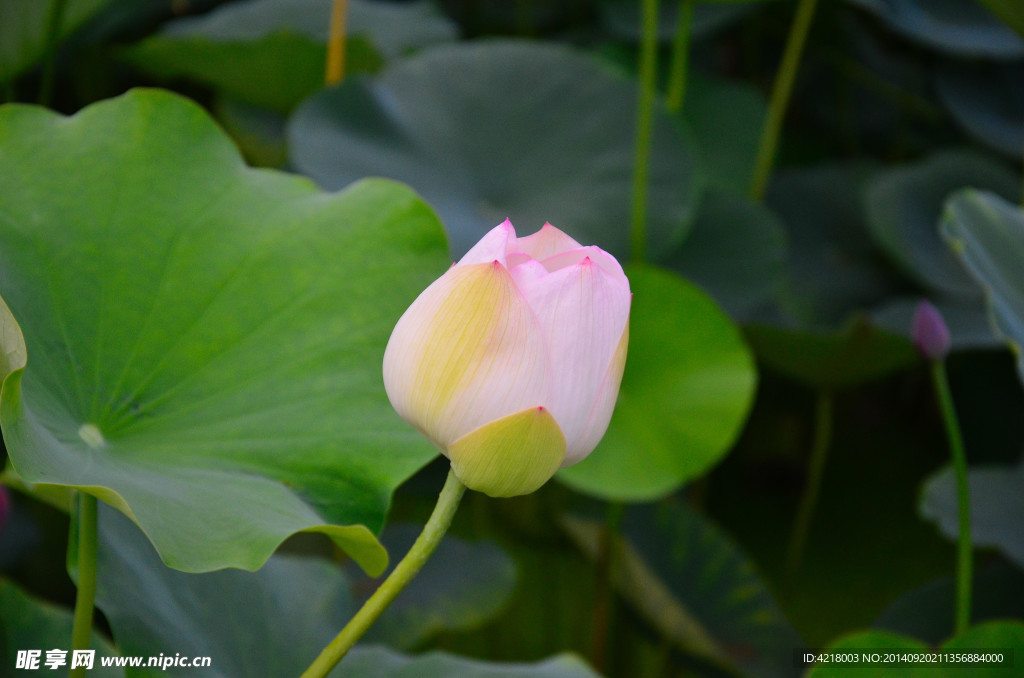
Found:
300,470 -> 466,678
786,390 -> 832,579
70,492 -> 98,678
749,0 -> 819,202
39,0 -> 68,106
931,361 -> 972,634
630,0 -> 660,263
325,0 -> 348,85
665,0 -> 695,114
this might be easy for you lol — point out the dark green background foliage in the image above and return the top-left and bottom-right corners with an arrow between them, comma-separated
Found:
1,1 -> 1023,677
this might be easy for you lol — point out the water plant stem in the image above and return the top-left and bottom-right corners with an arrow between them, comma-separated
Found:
325,0 -> 348,85
70,492 -> 98,678
931,361 -> 972,634
300,470 -> 466,678
749,0 -> 819,202
630,0 -> 660,263
786,390 -> 832,579
665,0 -> 695,114
39,0 -> 68,106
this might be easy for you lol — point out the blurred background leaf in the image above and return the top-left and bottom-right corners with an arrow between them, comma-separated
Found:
0,577 -> 123,676
287,40 -> 701,261
920,463 -> 1024,569
121,0 -> 457,112
563,501 -> 803,678
942,190 -> 1024,387
91,504 -> 586,678
846,0 -> 1024,58
558,265 -> 757,501
0,0 -> 113,86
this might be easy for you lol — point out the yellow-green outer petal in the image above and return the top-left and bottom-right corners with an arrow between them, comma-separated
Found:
448,407 -> 566,498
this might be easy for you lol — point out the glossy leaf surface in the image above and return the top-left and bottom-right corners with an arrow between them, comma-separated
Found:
0,89 -> 449,574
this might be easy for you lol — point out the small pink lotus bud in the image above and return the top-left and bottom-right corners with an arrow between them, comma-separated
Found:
383,221 -> 630,497
912,300 -> 951,361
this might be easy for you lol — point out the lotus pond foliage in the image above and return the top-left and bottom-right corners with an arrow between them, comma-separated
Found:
0,0 -> 1023,677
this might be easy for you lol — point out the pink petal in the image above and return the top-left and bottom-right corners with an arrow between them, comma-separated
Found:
457,219 -> 517,267
515,222 -> 583,262
540,246 -> 626,280
517,256 -> 631,462
509,258 -> 548,288
564,321 -> 628,466
383,261 -> 551,449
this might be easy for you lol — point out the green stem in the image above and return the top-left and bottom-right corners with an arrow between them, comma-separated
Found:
70,493 -> 98,678
748,0 -> 819,202
630,0 -> 660,263
39,0 -> 69,106
786,391 -> 832,578
300,470 -> 466,678
665,0 -> 694,114
931,361 -> 972,635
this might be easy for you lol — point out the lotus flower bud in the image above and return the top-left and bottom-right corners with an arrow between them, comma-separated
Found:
912,300 -> 951,361
384,221 -> 631,497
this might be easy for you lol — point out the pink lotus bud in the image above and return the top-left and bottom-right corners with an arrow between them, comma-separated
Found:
384,221 -> 631,497
913,300 -> 951,361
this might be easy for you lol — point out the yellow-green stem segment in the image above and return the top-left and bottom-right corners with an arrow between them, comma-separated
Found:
629,0 -> 660,264
300,470 -> 466,678
749,0 -> 819,202
70,492 -> 98,678
931,361 -> 972,635
786,391 -> 832,579
665,0 -> 695,114
325,0 -> 348,85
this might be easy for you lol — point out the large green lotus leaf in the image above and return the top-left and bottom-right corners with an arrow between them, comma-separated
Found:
876,562 -> 1024,645
864,150 -> 1020,299
287,40 -> 701,261
151,0 -> 456,58
744,317 -> 917,390
562,503 -> 803,678
935,61 -> 1024,162
0,578 -> 123,676
0,0 -> 112,84
683,73 -> 767,196
808,622 -> 1024,678
941,190 -> 1024,386
669,188 -> 787,321
558,265 -> 756,501
846,0 -> 1024,59
0,89 -> 449,575
768,162 -> 906,329
347,523 -> 517,649
121,0 -> 456,112
91,504 -> 590,678
122,34 -> 375,115
919,463 -> 1024,569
